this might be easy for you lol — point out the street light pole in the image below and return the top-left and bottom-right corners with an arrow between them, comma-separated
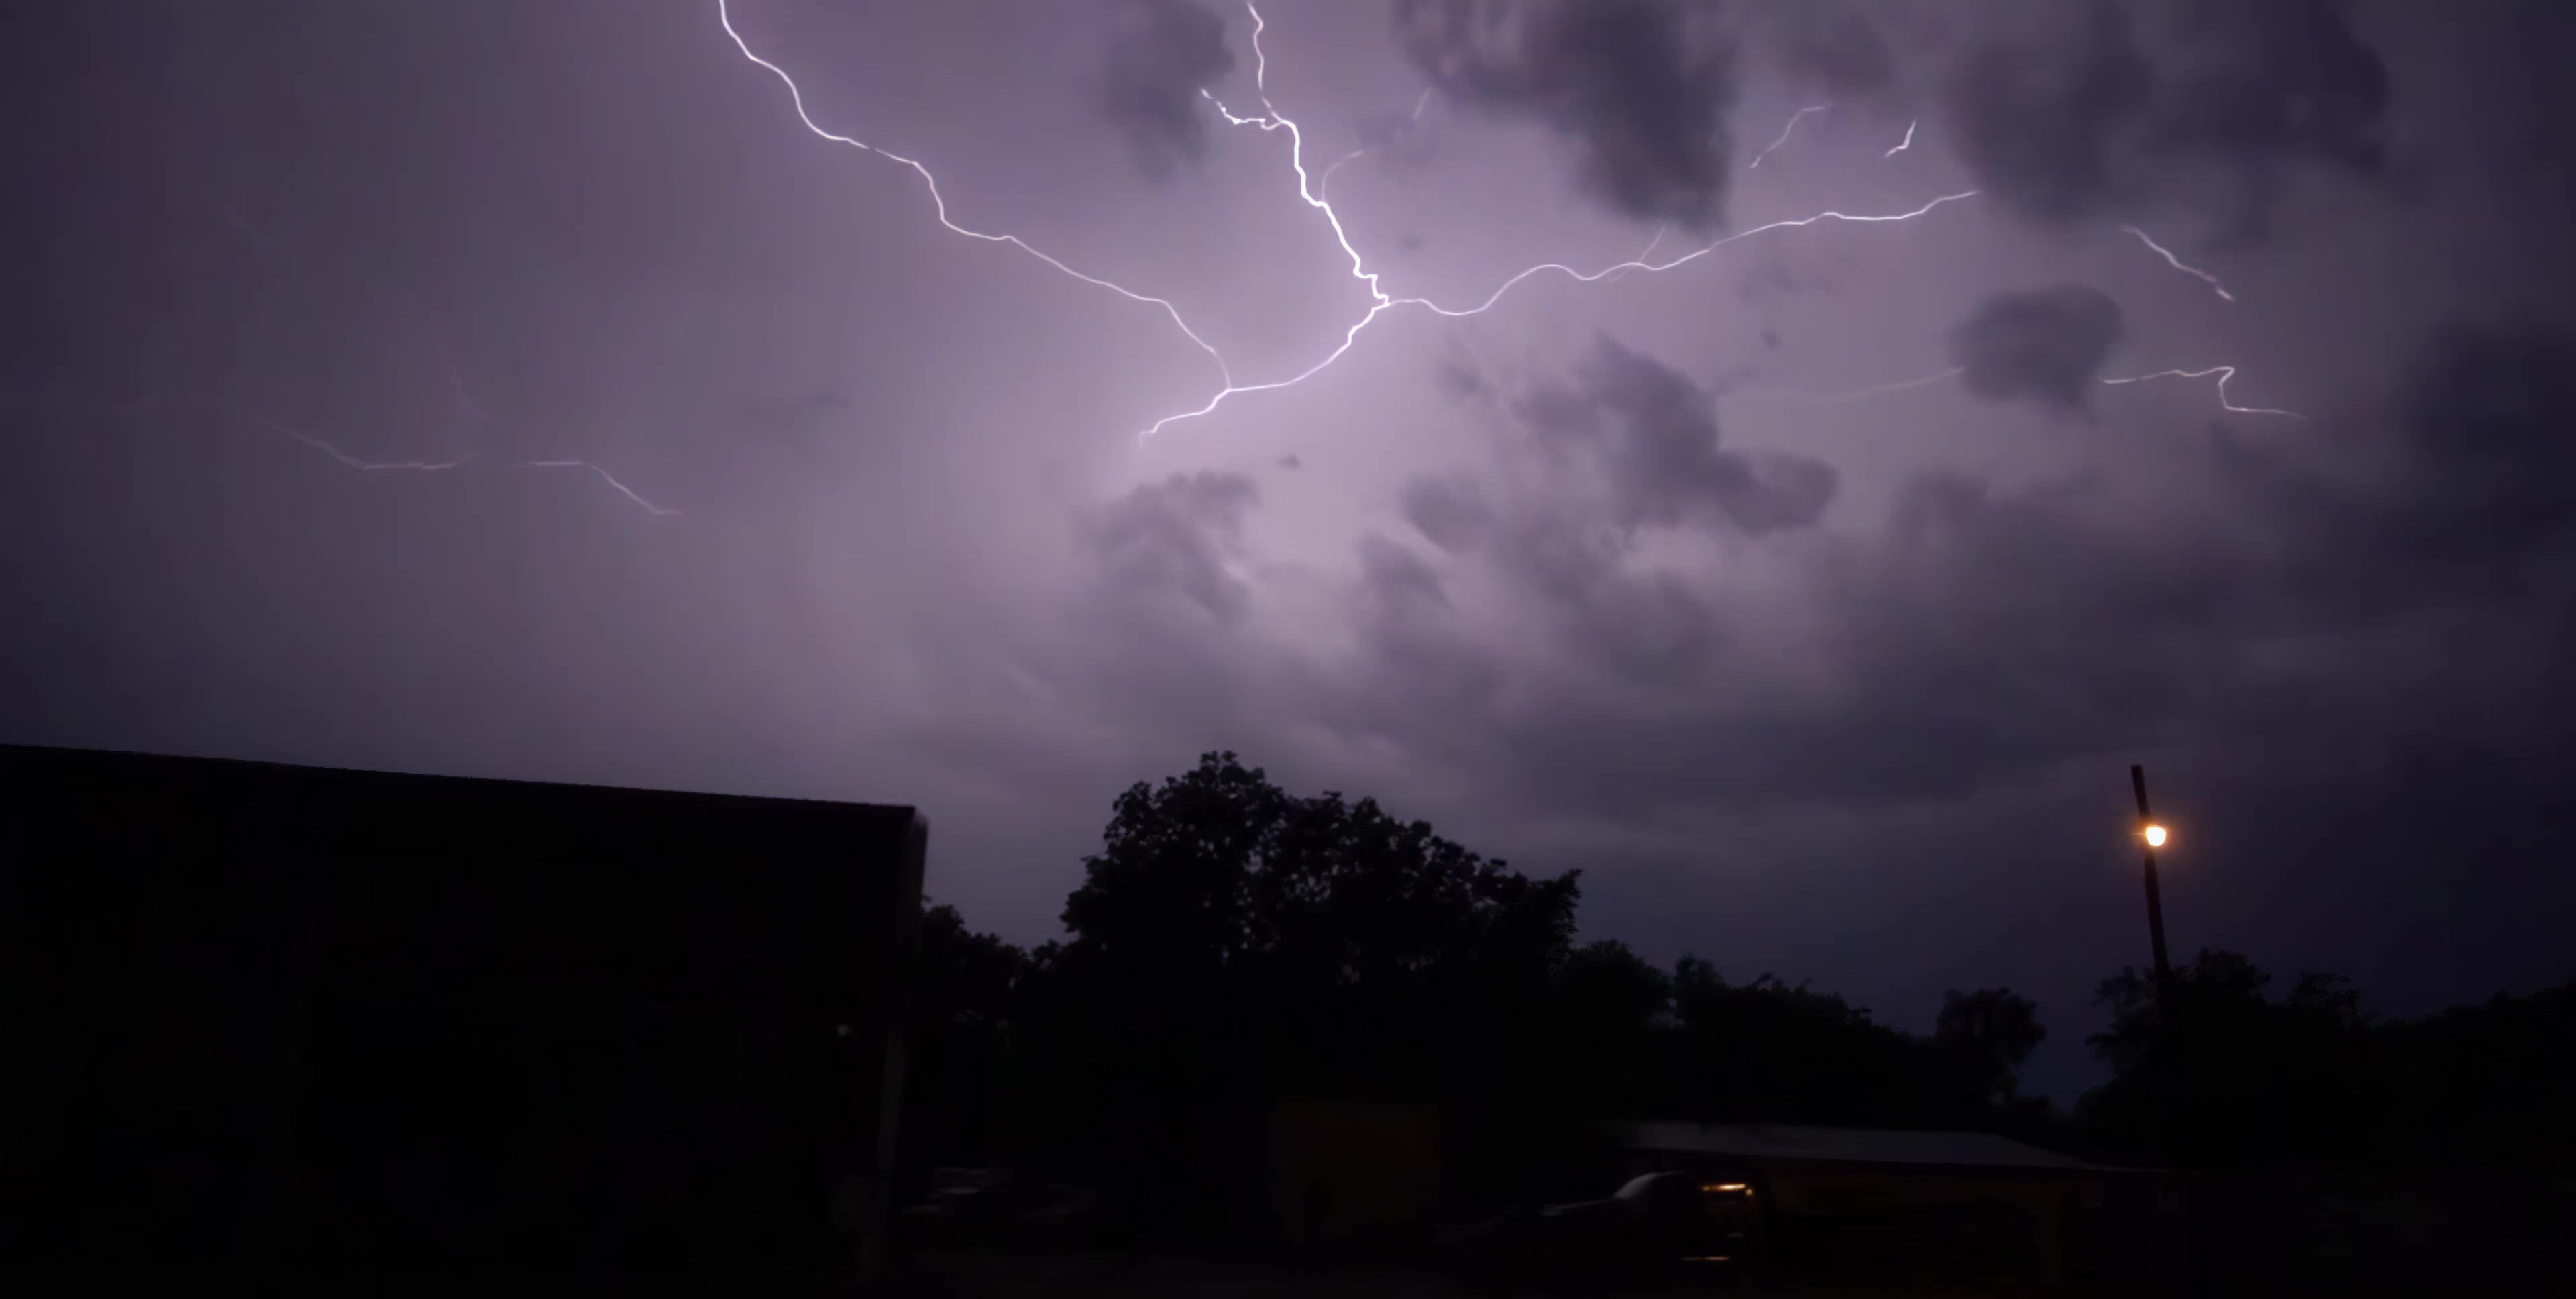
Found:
2130,764 -> 2178,1010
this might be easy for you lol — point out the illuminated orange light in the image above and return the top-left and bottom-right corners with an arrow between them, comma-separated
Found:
2143,824 -> 2169,849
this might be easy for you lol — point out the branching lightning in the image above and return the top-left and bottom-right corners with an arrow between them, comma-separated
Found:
714,0 -> 1233,389
714,1 -> 1986,446
2121,224 -> 2236,302
723,1 -> 2300,484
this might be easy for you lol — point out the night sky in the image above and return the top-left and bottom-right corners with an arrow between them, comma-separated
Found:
7,0 -> 2573,1098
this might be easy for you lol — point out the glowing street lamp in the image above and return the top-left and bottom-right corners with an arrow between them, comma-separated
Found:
2130,766 -> 2178,1009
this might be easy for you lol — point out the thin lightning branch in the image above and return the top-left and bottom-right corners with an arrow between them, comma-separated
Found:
1812,366 -> 1961,403
1603,222 -> 1671,283
2119,225 -> 2235,302
1402,191 -> 1984,319
2100,366 -> 2303,418
1748,103 -> 1831,169
1317,88 -> 1434,200
1885,119 -> 1917,158
714,0 -> 1232,386
255,415 -> 472,472
524,460 -> 687,515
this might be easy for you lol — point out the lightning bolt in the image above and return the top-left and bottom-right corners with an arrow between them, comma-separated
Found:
1766,362 -> 2302,421
260,417 -> 687,513
718,1 -> 1983,446
713,0 -> 1232,389
2100,366 -> 2303,419
1807,367 -> 1962,403
1401,191 -> 1984,319
523,460 -> 688,515
1748,103 -> 1831,169
720,1 -> 2294,465
2120,225 -> 2236,302
1885,119 -> 1917,158
254,415 -> 473,472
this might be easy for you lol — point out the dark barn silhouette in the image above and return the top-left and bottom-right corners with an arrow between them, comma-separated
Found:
1,743 -> 925,1286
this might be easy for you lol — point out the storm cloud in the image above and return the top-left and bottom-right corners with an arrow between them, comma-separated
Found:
1393,0 -> 1739,230
11,0 -> 2575,1106
1941,0 -> 2392,232
1102,0 -> 1237,178
1948,284 -> 2126,411
1511,334 -> 1837,535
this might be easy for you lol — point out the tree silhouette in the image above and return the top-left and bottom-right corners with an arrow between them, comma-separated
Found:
1937,987 -> 2049,1108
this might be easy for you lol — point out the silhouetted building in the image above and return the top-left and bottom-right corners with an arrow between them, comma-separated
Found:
2,743 -> 926,1287
1621,1121 -> 2107,1285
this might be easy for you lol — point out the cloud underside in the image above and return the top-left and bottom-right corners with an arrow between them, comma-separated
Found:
1022,319 -> 2575,829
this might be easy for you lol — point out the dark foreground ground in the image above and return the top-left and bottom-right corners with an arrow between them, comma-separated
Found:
897,1249 -> 2092,1299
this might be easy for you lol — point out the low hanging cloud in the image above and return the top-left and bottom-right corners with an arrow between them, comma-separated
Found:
1514,333 -> 1837,535
1102,0 -> 1237,180
1947,284 -> 2125,410
1391,0 -> 1739,231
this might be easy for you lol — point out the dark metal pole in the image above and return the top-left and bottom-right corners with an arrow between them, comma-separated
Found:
2130,764 -> 2177,1010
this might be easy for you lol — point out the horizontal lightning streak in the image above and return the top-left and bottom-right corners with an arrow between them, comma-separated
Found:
1602,222 -> 1671,283
714,0 -> 1231,386
2120,225 -> 2235,302
1749,103 -> 1830,169
1813,367 -> 1960,403
254,415 -> 472,471
2100,366 -> 2303,419
1402,191 -> 1984,319
258,416 -> 684,514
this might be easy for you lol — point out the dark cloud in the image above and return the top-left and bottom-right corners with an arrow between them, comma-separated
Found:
1942,0 -> 2392,231
1943,2 -> 2157,227
1517,333 -> 1838,535
1752,0 -> 1898,97
1390,337 -> 1836,689
1347,533 -> 1505,727
1947,284 -> 2125,410
1274,453 -> 1301,470
1102,0 -> 1236,179
2256,320 -> 2576,618
2151,0 -> 2390,175
1081,471 -> 1260,622
1357,533 -> 1451,615
1399,474 -> 1497,555
1434,359 -> 1489,401
1392,0 -> 1738,230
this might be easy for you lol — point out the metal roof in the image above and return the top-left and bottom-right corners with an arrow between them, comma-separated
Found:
1625,1121 -> 2091,1171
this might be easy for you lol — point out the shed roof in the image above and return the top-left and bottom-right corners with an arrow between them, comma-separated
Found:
1625,1121 -> 2090,1171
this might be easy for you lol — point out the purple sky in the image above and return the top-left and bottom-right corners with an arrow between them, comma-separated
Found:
7,0 -> 2574,1097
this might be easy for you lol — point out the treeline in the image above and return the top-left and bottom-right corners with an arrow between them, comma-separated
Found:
904,754 -> 2575,1223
